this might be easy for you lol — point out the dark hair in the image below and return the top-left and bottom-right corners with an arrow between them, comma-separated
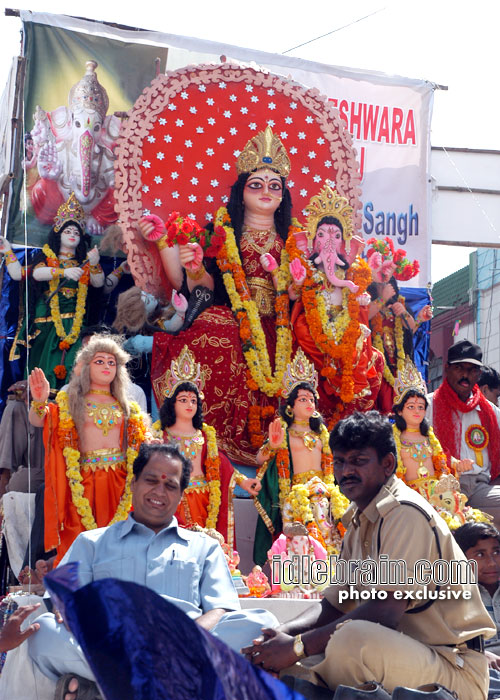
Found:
226,171 -> 292,245
453,522 -> 500,554
47,220 -> 89,264
317,216 -> 343,232
159,382 -> 203,430
479,366 -> 500,391
330,411 -> 397,463
392,390 -> 430,436
132,442 -> 192,491
280,382 -> 323,432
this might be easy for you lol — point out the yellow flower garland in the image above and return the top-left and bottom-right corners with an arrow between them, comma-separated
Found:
202,423 -> 222,530
42,244 -> 89,349
215,208 -> 293,397
57,391 -> 142,530
275,418 -> 334,510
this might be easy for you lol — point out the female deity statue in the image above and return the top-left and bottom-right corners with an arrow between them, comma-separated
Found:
392,360 -> 490,528
253,349 -> 348,565
140,127 -> 299,464
28,334 -> 148,564
284,184 -> 383,422
366,237 -> 432,412
155,346 -> 260,548
9,193 -> 105,389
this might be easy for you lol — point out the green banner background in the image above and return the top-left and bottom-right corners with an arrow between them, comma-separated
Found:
8,21 -> 168,247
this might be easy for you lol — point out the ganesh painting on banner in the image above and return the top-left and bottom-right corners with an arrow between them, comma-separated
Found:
26,61 -> 120,235
114,61 -> 384,463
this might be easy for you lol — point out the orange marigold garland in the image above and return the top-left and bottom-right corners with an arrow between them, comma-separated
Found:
286,234 -> 371,407
248,405 -> 275,448
216,208 -> 302,397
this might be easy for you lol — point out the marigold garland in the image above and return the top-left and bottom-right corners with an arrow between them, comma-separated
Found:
371,300 -> 405,387
248,405 -> 275,448
285,234 -> 371,405
215,208 -> 297,397
202,423 -> 222,529
42,244 -> 89,352
56,391 -> 145,530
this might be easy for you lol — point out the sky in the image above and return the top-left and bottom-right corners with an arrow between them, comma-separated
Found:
1,0 -> 498,282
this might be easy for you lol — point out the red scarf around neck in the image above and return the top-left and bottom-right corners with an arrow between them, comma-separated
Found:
433,379 -> 500,481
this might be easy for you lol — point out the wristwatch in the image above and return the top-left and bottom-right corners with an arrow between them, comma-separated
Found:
293,634 -> 306,660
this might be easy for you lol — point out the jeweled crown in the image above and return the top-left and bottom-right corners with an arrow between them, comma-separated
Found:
163,345 -> 205,399
69,61 -> 109,120
236,126 -> 291,178
393,358 -> 427,407
53,192 -> 86,233
432,473 -> 460,495
282,348 -> 318,399
305,184 -> 354,251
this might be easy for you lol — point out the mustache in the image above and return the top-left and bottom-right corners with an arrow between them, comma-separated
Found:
458,377 -> 471,384
339,476 -> 361,486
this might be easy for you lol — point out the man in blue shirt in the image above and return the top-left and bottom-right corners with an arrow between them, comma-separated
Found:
28,443 -> 277,694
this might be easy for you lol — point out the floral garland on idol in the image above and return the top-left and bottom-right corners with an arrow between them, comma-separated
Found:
152,420 -> 222,529
57,391 -> 145,530
43,244 -> 90,380
248,405 -> 276,448
215,207 -> 297,398
201,423 -> 222,529
284,482 -> 348,555
371,301 -> 405,388
285,234 -> 371,407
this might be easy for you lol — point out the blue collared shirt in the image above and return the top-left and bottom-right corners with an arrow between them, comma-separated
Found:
59,516 -> 240,620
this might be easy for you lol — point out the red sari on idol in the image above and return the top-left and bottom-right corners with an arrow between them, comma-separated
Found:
152,229 -> 283,466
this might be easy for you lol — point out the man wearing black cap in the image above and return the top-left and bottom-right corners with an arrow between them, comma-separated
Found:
427,339 -> 500,528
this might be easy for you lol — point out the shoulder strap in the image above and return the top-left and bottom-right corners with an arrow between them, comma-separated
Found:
376,499 -> 442,614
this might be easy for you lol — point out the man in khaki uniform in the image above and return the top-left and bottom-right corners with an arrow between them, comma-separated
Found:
243,411 -> 495,698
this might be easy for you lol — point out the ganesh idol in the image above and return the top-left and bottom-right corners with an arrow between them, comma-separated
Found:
140,127 -> 298,464
282,183 -> 384,423
29,61 -> 120,234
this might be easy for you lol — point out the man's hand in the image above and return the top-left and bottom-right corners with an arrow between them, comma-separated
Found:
0,604 -> 41,653
241,628 -> 298,672
455,458 -> 474,474
486,650 -> 500,671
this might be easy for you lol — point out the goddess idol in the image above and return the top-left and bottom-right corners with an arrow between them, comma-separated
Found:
114,61 -> 363,462
142,127 -> 298,464
154,346 -> 260,549
28,334 -> 148,564
392,359 -> 489,529
253,349 -> 348,564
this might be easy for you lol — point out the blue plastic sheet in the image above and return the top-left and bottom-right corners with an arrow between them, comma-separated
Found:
400,286 -> 431,382
45,564 -> 305,700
